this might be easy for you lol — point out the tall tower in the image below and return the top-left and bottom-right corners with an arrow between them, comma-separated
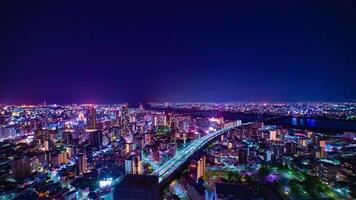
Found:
116,110 -> 122,126
121,104 -> 130,130
165,113 -> 172,127
77,153 -> 88,175
197,155 -> 206,179
125,155 -> 137,174
86,106 -> 96,129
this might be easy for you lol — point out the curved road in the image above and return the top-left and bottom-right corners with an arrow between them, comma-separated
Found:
151,122 -> 252,183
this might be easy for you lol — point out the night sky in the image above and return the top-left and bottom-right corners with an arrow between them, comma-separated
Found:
1,1 -> 356,104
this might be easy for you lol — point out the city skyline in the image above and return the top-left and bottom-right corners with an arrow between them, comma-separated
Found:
1,1 -> 356,199
0,103 -> 355,199
1,1 -> 356,104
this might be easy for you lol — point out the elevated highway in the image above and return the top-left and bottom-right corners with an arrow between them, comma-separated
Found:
151,122 -> 252,187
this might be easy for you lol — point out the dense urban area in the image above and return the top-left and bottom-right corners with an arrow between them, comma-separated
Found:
150,102 -> 356,121
0,103 -> 355,199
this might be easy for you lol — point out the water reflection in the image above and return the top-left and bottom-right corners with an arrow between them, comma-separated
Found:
306,118 -> 316,127
281,117 -> 356,131
291,117 -> 298,126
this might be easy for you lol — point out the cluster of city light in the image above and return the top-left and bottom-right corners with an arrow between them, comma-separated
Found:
99,178 -> 113,188
150,102 -> 356,120
151,122 -> 251,183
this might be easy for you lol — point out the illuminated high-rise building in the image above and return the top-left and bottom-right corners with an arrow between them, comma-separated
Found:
269,130 -> 278,141
316,160 -> 339,184
125,155 -> 138,174
78,112 -> 85,122
197,155 -> 206,179
153,115 -> 158,127
44,140 -> 50,151
220,134 -> 225,142
129,114 -> 136,123
115,109 -> 122,126
264,150 -> 273,162
319,140 -> 326,148
58,151 -> 68,164
139,104 -> 144,111
316,147 -> 326,158
307,131 -> 313,138
76,112 -> 86,139
86,107 -> 96,129
0,125 -> 17,139
165,113 -> 172,127
137,160 -> 144,175
144,133 -> 152,144
77,153 -> 87,175
121,104 -> 130,130
338,157 -> 356,184
125,142 -> 133,154
66,146 -> 74,159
